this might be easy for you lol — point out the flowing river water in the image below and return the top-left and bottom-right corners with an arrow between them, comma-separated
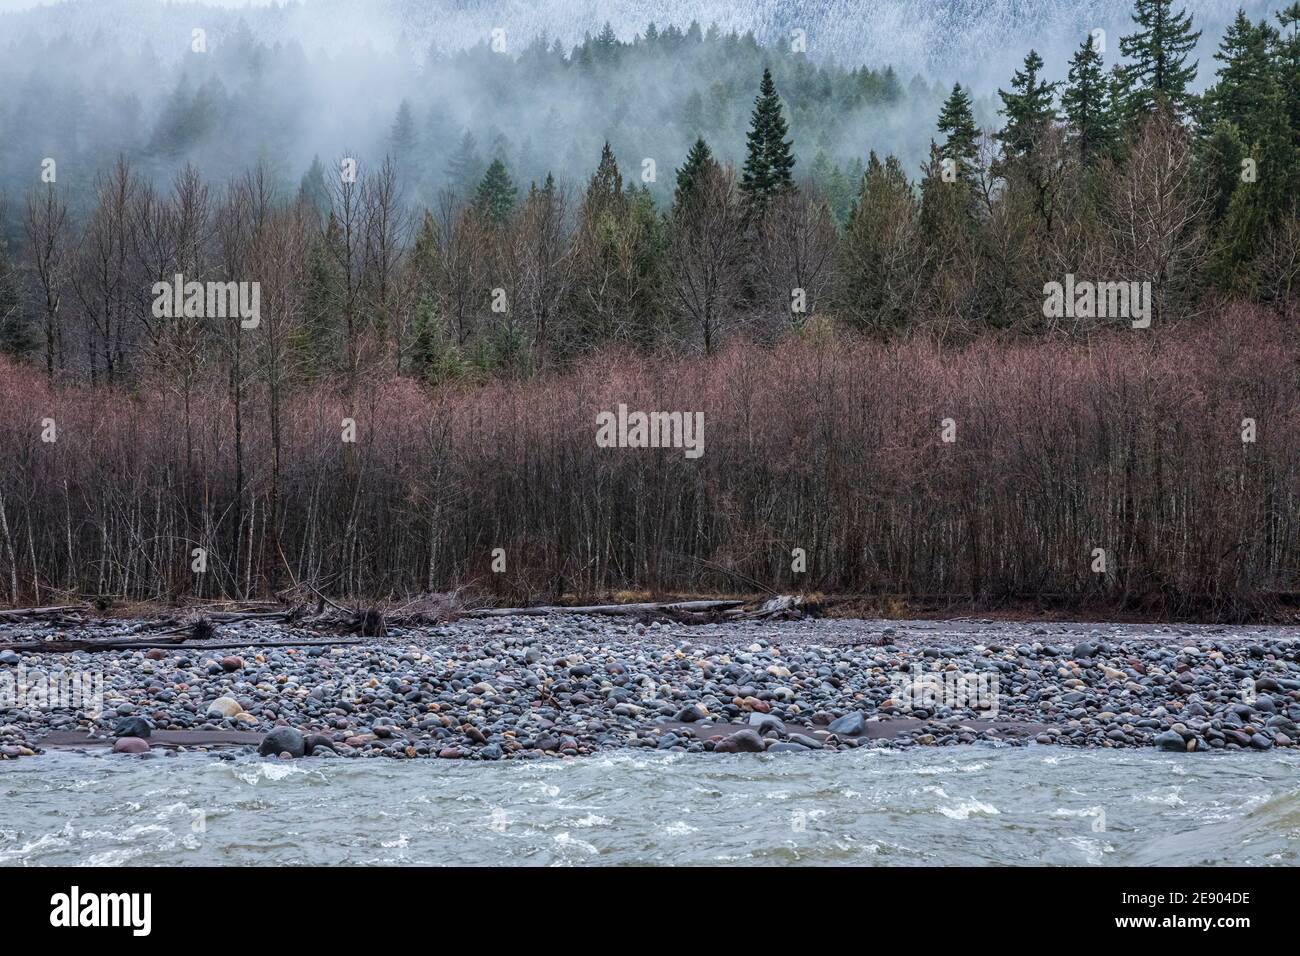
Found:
3,746 -> 1298,866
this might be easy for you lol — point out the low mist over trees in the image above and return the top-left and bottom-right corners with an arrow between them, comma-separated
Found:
1,2 -> 1296,378
0,1 -> 1297,613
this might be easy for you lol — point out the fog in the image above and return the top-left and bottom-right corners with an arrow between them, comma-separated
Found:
0,0 -> 1276,217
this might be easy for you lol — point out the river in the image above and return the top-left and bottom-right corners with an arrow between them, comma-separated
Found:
3,746 -> 1297,866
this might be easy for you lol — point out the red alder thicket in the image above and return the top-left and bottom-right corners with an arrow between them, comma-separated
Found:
0,304 -> 1296,620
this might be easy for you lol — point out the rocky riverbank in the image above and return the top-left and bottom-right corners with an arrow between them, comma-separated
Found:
2,617 -> 1299,760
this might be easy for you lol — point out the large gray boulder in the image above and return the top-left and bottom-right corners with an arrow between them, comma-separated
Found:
258,727 -> 306,758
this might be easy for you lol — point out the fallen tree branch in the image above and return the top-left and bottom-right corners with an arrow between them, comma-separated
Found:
0,636 -> 365,654
0,604 -> 90,622
460,599 -> 746,619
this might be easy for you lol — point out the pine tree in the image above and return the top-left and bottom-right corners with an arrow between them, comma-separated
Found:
584,141 -> 624,216
1277,4 -> 1300,149
827,163 -> 852,227
1200,121 -> 1247,225
838,152 -> 920,332
997,50 -> 1059,159
673,137 -> 717,210
740,68 -> 796,214
1201,8 -> 1298,288
445,130 -> 485,197
1119,0 -> 1202,118
474,158 -> 518,225
299,222 -> 343,380
1062,36 -> 1117,165
936,83 -> 981,200
1202,10 -> 1277,145
408,210 -> 440,301
389,99 -> 417,159
298,155 -> 330,221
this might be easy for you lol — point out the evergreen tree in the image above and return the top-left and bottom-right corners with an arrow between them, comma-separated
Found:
839,152 -> 920,332
1211,104 -> 1295,289
299,222 -> 343,380
408,210 -> 440,304
681,91 -> 706,135
1062,37 -> 1117,164
673,137 -> 717,210
1119,0 -> 1202,117
389,99 -> 417,159
1201,9 -> 1298,288
1202,10 -> 1277,145
567,144 -> 665,350
1276,4 -> 1300,149
474,158 -> 518,225
997,50 -> 1059,159
1199,121 -> 1247,225
937,83 -> 980,177
827,163 -> 853,227
584,141 -> 625,216
445,130 -> 485,197
298,155 -> 330,221
740,67 -> 796,214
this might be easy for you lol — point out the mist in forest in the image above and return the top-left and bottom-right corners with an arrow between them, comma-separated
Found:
0,0 -> 1270,212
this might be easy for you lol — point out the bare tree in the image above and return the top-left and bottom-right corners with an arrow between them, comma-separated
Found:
361,156 -> 408,374
325,154 -> 367,395
667,163 -> 745,353
435,188 -> 486,347
756,184 -> 838,332
250,201 -> 312,579
1101,107 -> 1209,325
72,157 -> 137,383
510,177 -> 570,363
23,184 -> 68,382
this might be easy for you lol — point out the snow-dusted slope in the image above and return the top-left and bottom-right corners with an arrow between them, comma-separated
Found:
0,0 -> 1268,88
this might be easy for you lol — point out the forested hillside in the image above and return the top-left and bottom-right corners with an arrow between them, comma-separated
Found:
0,1 -> 1296,616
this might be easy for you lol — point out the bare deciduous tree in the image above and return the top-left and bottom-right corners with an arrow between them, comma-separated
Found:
668,164 -> 745,353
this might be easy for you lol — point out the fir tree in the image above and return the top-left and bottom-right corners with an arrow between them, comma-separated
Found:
298,155 -> 330,221
445,130 -> 485,198
1202,10 -> 1278,147
1119,0 -> 1202,117
997,50 -> 1059,159
474,158 -> 518,225
1199,121 -> 1247,226
1200,8 -> 1298,287
584,141 -> 624,216
673,137 -> 717,210
299,222 -> 343,380
1062,36 -> 1116,165
389,99 -> 417,158
839,151 -> 919,331
1276,4 -> 1300,148
936,83 -> 981,197
740,67 -> 796,214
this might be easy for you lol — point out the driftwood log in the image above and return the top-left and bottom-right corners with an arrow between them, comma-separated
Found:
0,595 -> 810,654
461,599 -> 746,618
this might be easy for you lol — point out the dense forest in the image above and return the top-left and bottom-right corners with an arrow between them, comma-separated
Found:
0,0 -> 1298,617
